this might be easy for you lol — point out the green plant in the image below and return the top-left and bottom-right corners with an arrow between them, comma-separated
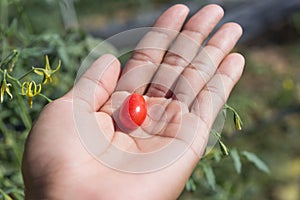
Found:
0,1 -> 116,199
0,1 -> 270,199
185,105 -> 270,194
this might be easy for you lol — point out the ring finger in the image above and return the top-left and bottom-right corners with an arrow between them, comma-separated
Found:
172,22 -> 243,108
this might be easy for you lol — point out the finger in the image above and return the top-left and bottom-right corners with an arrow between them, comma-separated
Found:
191,53 -> 245,130
146,4 -> 224,98
116,4 -> 189,93
173,22 -> 243,107
66,54 -> 121,112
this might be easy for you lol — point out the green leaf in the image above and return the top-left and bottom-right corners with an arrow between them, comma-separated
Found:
213,150 -> 222,162
13,84 -> 32,130
0,189 -> 13,200
201,163 -> 216,190
242,151 -> 270,174
230,148 -> 242,174
185,178 -> 197,192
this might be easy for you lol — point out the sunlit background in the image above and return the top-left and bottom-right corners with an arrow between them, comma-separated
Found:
1,0 -> 300,199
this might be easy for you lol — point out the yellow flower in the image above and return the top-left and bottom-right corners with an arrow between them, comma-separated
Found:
282,78 -> 294,90
33,55 -> 61,84
233,113 -> 243,131
0,81 -> 13,103
0,70 -> 13,103
22,81 -> 42,108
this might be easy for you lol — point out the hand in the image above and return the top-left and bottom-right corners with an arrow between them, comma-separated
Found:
22,4 -> 244,200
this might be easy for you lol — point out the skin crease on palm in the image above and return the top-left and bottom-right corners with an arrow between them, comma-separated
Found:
21,4 -> 245,200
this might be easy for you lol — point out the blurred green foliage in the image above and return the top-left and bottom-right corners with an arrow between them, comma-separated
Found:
1,0 -> 299,199
0,1 -> 116,198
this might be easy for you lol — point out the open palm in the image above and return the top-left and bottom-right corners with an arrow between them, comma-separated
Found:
22,4 -> 244,200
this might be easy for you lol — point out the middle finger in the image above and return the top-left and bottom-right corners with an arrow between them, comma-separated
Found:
146,4 -> 224,97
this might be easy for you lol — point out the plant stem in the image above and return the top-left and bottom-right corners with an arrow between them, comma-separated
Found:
224,104 -> 235,112
17,68 -> 34,81
39,93 -> 52,103
224,104 -> 241,119
0,51 -> 15,69
210,129 -> 221,140
0,68 -> 22,87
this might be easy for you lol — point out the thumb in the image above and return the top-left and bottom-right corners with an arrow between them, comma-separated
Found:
66,54 -> 121,111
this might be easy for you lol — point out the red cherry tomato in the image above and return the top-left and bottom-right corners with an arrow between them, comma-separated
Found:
118,93 -> 147,131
